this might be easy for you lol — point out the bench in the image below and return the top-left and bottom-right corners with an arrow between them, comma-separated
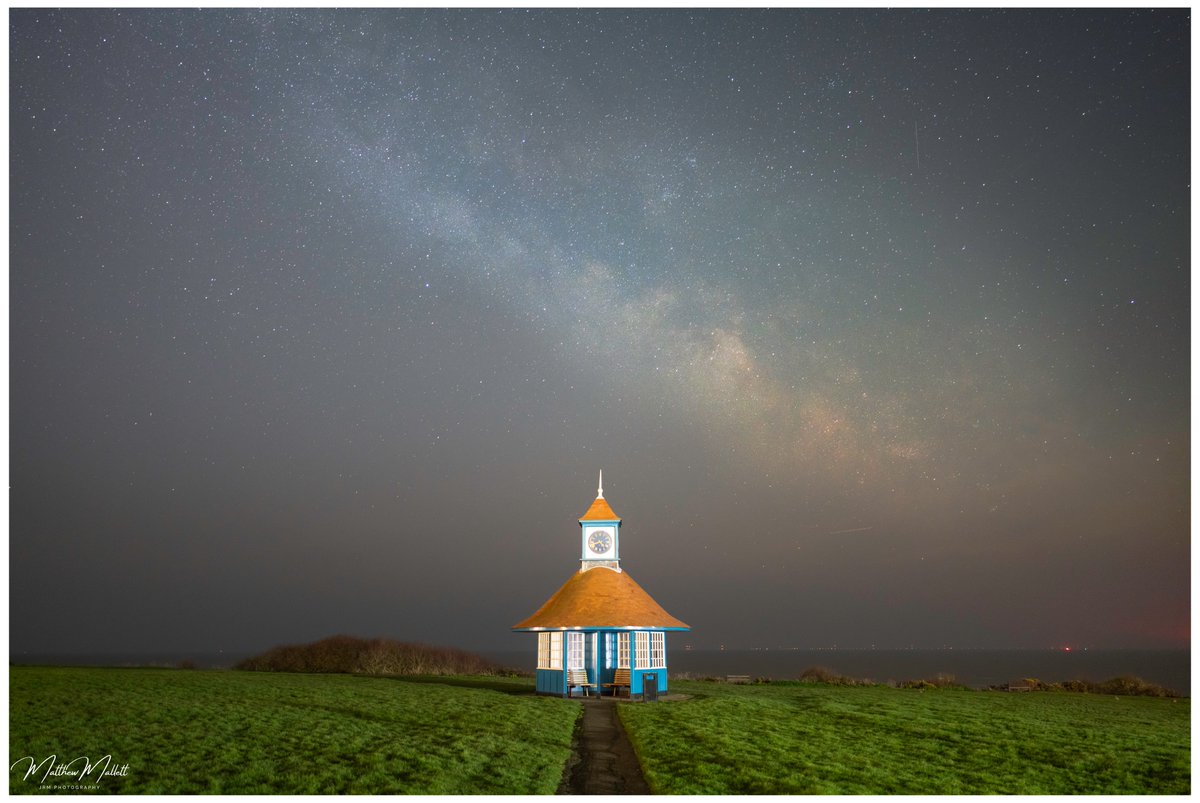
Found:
567,669 -> 597,697
602,668 -> 632,697
726,674 -> 752,684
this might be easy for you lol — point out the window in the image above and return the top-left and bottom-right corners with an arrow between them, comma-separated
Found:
634,632 -> 665,669
550,632 -> 563,669
649,632 -> 665,668
617,632 -> 630,668
567,631 -> 585,670
538,632 -> 563,670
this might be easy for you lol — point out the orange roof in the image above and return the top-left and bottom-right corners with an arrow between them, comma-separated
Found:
512,567 -> 690,630
579,496 -> 620,522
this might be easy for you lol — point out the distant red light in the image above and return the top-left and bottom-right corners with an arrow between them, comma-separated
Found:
1063,646 -> 1072,652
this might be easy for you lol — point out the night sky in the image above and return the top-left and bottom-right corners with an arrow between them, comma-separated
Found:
10,9 -> 1189,655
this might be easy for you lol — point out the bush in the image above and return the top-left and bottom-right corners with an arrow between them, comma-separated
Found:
901,679 -> 936,690
1095,675 -> 1177,698
899,674 -> 969,691
988,675 -> 1180,698
799,666 -> 842,684
798,666 -> 873,686
235,635 -> 501,676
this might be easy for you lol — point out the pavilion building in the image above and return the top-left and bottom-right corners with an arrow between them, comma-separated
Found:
513,472 -> 689,697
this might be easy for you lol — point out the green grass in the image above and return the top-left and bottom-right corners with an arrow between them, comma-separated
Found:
9,667 -> 578,794
12,668 -> 1190,795
619,680 -> 1190,794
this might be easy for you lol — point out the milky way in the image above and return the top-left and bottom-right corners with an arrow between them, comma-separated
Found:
10,9 -> 1189,653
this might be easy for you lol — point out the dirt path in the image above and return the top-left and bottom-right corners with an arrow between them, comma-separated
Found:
558,699 -> 651,795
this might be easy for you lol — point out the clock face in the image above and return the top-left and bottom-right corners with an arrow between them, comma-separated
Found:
588,530 -> 612,555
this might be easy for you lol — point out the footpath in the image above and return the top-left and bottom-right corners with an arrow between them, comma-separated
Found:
558,699 -> 650,795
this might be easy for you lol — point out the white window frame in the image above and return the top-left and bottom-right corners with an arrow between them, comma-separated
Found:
649,632 -> 666,669
635,631 -> 648,669
617,632 -> 630,668
538,631 -> 563,670
551,632 -> 563,669
567,631 -> 585,670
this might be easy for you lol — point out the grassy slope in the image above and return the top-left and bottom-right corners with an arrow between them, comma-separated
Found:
619,680 -> 1190,794
10,668 -> 577,794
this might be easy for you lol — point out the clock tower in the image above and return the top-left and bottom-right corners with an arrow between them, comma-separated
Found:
579,470 -> 621,571
515,471 -> 690,697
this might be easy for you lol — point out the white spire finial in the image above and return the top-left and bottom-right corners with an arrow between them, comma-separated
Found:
597,470 -> 604,499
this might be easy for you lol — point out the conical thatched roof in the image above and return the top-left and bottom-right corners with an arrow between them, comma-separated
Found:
512,566 -> 690,630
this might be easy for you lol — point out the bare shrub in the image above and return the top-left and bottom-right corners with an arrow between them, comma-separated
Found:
931,673 -> 962,688
988,675 -> 1180,698
901,679 -> 936,690
1096,675 -> 1177,698
799,666 -> 843,684
235,635 -> 501,677
899,674 -> 968,690
798,666 -> 873,686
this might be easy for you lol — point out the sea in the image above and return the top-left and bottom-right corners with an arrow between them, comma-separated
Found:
11,648 -> 1190,695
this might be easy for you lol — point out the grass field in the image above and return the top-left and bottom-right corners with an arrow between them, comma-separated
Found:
9,668 -> 577,794
618,679 -> 1190,794
11,668 -> 1190,795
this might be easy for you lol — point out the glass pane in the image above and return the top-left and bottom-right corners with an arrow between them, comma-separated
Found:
567,631 -> 584,669
550,632 -> 563,669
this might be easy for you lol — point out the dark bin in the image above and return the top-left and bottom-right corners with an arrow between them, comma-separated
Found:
643,673 -> 659,702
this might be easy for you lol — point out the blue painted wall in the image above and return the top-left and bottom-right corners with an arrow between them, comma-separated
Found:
631,667 -> 668,695
535,668 -> 565,695
530,628 -> 676,696
534,664 -> 594,697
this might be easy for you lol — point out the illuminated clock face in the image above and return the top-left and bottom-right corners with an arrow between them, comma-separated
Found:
588,530 -> 612,554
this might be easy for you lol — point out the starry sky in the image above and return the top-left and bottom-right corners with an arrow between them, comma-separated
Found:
10,9 -> 1190,654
